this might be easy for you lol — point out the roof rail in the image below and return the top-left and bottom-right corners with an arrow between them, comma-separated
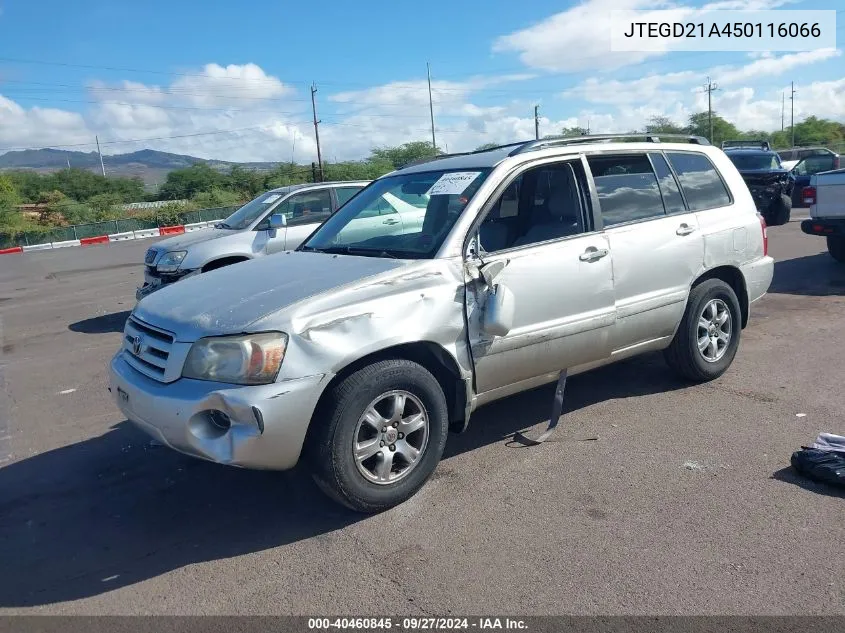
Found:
397,142 -> 531,170
508,134 -> 711,156
721,139 -> 770,151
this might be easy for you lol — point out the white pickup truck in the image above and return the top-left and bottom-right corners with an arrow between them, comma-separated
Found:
800,168 -> 845,263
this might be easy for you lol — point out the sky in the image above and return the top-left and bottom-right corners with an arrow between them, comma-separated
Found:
0,0 -> 843,163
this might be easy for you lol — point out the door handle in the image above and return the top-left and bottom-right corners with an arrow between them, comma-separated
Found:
579,247 -> 609,262
382,218 -> 399,225
676,223 -> 696,236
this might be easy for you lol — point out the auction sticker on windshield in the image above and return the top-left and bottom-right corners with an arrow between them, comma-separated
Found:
426,172 -> 481,196
263,194 -> 282,204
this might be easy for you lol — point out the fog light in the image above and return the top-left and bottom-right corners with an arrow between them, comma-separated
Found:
208,410 -> 231,431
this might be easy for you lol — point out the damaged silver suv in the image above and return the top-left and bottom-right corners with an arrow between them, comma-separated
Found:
110,135 -> 774,512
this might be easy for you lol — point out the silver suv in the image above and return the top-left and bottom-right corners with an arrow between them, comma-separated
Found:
110,135 -> 774,512
137,181 -> 370,300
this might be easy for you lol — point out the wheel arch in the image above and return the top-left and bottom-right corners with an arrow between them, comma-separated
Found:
307,342 -> 469,443
692,265 -> 749,328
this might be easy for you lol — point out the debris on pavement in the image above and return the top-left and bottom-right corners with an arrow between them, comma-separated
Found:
791,433 -> 845,489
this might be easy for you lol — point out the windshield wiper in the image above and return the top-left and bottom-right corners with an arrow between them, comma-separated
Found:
303,245 -> 399,259
215,222 -> 233,229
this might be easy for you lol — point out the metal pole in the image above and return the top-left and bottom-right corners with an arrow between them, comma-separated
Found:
95,135 -> 106,177
427,62 -> 437,153
534,105 -> 540,140
310,83 -> 324,182
781,92 -> 784,131
790,81 -> 796,148
707,77 -> 713,143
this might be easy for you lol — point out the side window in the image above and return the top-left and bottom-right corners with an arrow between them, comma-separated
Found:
648,153 -> 686,214
587,154 -> 665,227
666,152 -> 732,211
276,189 -> 333,226
478,161 -> 586,253
801,155 -> 834,175
335,186 -> 362,208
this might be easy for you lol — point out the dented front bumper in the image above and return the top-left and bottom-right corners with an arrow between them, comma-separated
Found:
109,351 -> 329,470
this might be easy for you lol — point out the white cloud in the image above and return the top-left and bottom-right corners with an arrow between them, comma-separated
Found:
0,95 -> 93,151
493,0 -> 794,72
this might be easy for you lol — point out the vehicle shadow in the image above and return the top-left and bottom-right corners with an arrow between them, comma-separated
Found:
0,353 -> 687,607
68,310 -> 132,334
769,253 -> 845,297
770,466 -> 845,499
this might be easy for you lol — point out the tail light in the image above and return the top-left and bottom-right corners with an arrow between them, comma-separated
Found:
802,186 -> 816,206
758,213 -> 768,257
834,156 -> 840,170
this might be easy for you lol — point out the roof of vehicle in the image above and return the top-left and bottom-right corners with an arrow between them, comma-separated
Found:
724,147 -> 778,155
267,180 -> 370,194
395,134 -> 713,175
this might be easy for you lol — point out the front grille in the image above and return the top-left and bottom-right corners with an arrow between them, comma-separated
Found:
123,316 -> 175,382
144,248 -> 157,265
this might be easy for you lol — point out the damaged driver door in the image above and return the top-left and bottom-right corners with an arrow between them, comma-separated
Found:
465,158 -> 616,398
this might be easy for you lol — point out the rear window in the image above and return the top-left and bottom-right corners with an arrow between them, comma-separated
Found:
666,152 -> 732,211
726,153 -> 781,170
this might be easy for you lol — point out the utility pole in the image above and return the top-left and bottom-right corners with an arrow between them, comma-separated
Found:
310,83 -> 324,182
95,135 -> 106,177
790,81 -> 796,148
534,105 -> 540,140
781,92 -> 785,131
427,62 -> 437,153
587,118 -> 591,135
704,77 -> 719,144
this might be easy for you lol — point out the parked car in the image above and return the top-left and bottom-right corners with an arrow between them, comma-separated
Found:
137,181 -> 370,300
722,140 -> 794,226
789,153 -> 842,207
777,146 -> 840,173
800,167 -> 845,262
111,134 -> 774,512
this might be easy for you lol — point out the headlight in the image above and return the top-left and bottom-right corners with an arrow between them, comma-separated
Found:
157,251 -> 187,273
182,332 -> 288,385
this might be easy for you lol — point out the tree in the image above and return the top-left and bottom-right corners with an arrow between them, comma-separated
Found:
645,116 -> 685,134
192,187 -> 243,209
0,175 -> 19,210
687,112 -> 740,145
87,192 -> 123,220
369,141 -> 442,169
559,126 -> 589,137
36,190 -> 67,226
158,163 -> 225,200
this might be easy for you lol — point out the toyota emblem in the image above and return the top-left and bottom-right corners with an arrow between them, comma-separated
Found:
132,335 -> 143,356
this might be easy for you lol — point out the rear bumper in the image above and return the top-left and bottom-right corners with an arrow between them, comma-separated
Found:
741,256 -> 774,304
801,218 -> 845,237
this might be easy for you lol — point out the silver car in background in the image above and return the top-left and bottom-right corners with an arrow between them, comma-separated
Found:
137,181 -> 370,300
112,135 -> 773,512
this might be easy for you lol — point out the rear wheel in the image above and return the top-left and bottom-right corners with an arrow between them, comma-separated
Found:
664,279 -> 742,382
828,236 -> 845,263
307,359 -> 449,513
765,194 -> 791,226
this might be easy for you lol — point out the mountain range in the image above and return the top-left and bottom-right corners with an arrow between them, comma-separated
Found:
0,148 -> 281,187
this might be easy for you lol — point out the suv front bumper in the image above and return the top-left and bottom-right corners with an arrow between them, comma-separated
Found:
801,218 -> 845,237
109,352 -> 329,470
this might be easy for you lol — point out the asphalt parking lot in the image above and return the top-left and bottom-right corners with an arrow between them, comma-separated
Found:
0,211 -> 843,616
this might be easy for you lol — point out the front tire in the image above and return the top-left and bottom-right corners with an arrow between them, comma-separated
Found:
664,279 -> 742,382
828,236 -> 845,263
307,359 -> 449,513
765,194 -> 791,226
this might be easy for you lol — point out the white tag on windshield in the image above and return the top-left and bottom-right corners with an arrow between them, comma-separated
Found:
263,194 -> 281,204
425,172 -> 481,196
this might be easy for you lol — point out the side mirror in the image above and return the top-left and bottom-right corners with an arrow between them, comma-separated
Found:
268,214 -> 287,230
482,283 -> 515,337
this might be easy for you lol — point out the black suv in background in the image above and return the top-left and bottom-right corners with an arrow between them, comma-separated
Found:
722,140 -> 794,226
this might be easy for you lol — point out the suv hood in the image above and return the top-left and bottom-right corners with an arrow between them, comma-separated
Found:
150,227 -> 237,253
132,251 -> 405,341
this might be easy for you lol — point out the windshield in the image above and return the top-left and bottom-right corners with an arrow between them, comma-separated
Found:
728,153 -> 781,170
301,169 -> 491,258
218,190 -> 286,230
